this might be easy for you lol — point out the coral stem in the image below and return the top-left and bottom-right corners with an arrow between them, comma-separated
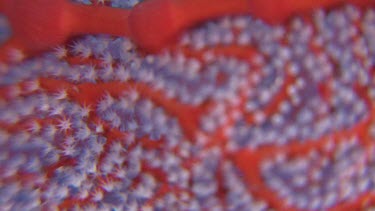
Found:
68,3 -> 131,37
1,0 -> 375,60
0,0 -> 9,12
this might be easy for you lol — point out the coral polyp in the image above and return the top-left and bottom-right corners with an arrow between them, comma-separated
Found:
1,0 -> 375,210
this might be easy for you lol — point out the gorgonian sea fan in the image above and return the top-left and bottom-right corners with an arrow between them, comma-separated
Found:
1,0 -> 375,210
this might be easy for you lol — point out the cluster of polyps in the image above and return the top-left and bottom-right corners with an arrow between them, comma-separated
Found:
1,1 -> 375,210
261,137 -> 375,210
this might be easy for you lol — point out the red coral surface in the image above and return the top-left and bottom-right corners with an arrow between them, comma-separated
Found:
1,0 -> 375,210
